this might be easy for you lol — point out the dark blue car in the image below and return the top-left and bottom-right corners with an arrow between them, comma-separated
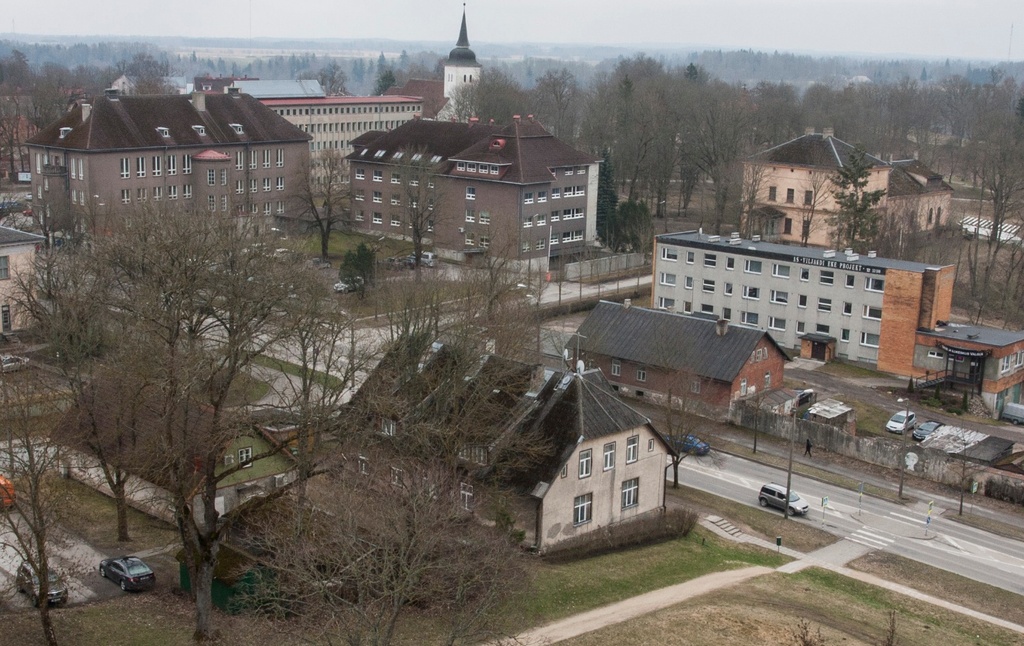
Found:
674,434 -> 710,456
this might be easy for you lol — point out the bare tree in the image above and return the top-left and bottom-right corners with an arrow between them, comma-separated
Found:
0,374 -> 70,646
91,205 -> 300,640
296,148 -> 350,261
396,147 -> 445,273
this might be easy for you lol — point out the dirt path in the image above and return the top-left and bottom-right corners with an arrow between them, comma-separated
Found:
511,566 -> 773,645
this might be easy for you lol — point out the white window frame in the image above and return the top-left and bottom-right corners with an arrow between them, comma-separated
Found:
626,435 -> 639,463
573,493 -> 593,525
578,449 -> 592,478
603,442 -> 615,470
611,358 -> 621,376
621,478 -> 639,509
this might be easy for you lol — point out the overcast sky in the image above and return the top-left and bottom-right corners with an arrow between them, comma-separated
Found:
6,1 -> 1024,61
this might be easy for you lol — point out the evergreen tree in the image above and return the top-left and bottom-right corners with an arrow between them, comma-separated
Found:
829,145 -> 886,249
596,149 -> 618,243
374,68 -> 397,95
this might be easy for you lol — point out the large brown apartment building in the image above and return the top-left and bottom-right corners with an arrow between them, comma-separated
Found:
347,117 -> 599,268
26,91 -> 310,238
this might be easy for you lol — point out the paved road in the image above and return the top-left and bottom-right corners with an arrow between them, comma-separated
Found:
671,452 -> 1024,595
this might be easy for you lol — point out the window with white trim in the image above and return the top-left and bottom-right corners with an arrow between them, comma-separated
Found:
660,272 -> 676,286
741,311 -> 759,325
578,449 -> 592,478
744,259 -> 762,274
661,247 -> 678,261
611,358 -> 621,376
820,270 -> 834,285
621,478 -> 639,509
573,493 -> 592,525
702,279 -> 716,293
865,277 -> 885,292
603,442 -> 615,470
637,367 -> 646,382
466,187 -> 476,200
769,317 -> 786,331
684,276 -> 693,289
704,253 -> 717,267
658,297 -> 675,309
860,332 -> 880,347
238,446 -> 253,467
773,263 -> 791,278
863,305 -> 882,320
770,290 -> 788,304
818,298 -> 832,313
626,435 -> 639,463
742,286 -> 760,300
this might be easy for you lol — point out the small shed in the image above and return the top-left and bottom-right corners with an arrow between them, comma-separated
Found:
805,398 -> 856,434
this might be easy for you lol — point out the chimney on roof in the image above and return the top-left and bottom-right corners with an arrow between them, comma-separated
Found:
469,116 -> 479,125
716,319 -> 729,337
489,118 -> 495,125
805,126 -> 815,135
623,298 -> 631,309
868,250 -> 877,258
191,91 -> 206,112
512,114 -> 521,122
413,114 -> 420,120
81,103 -> 91,123
823,127 -> 834,138
527,114 -> 535,122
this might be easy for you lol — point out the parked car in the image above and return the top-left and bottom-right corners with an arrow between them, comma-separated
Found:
16,562 -> 68,606
758,483 -> 810,516
913,420 -> 943,441
1,355 -> 29,373
386,255 -> 415,270
885,411 -> 917,434
673,434 -> 711,456
334,276 -> 365,293
1001,401 -> 1024,425
99,556 -> 156,591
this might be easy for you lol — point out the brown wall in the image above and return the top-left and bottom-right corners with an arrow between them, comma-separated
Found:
877,267 -> 926,375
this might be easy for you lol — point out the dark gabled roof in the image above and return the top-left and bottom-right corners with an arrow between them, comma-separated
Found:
28,93 -> 310,151
574,301 -> 786,383
501,369 -> 672,492
0,225 -> 44,247
888,159 -> 953,197
347,118 -> 598,185
751,133 -> 888,170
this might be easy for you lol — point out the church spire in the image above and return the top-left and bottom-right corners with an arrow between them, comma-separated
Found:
456,4 -> 470,48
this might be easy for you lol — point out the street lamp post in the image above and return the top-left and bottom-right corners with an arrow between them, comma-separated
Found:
897,397 -> 910,499
784,410 -> 796,520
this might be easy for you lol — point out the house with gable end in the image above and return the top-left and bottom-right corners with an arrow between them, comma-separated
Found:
571,300 -> 789,412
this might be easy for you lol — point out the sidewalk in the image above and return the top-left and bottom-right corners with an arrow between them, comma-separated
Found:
508,516 -> 1024,645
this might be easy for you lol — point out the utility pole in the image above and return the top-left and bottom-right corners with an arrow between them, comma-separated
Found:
784,410 -> 796,520
897,397 -> 910,499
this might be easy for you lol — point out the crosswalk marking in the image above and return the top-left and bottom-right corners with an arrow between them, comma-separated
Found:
846,527 -> 896,550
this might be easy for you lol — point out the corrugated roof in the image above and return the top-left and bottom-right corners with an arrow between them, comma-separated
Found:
573,301 -> 783,383
28,93 -> 310,151
233,79 -> 325,99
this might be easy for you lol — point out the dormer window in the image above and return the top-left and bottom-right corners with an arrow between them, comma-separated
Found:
229,123 -> 244,135
373,150 -> 386,158
430,155 -> 442,163
156,126 -> 170,137
392,151 -> 404,160
59,127 -> 72,139
411,153 -> 423,161
192,125 -> 206,136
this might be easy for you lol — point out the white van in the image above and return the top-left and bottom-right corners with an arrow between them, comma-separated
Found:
1002,401 -> 1024,425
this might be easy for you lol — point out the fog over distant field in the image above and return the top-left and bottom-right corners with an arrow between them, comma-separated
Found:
6,0 -> 1024,62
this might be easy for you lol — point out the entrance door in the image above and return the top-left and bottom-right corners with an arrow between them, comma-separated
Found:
811,342 -> 826,361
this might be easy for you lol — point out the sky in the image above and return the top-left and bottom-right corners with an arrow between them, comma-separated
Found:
5,0 -> 1024,62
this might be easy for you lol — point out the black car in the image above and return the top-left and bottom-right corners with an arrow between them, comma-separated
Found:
99,556 -> 156,592
16,561 -> 69,606
913,420 -> 943,441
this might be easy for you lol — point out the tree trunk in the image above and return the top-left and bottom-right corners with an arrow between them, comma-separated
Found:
672,457 -> 681,488
39,602 -> 59,646
112,478 -> 131,542
192,557 -> 217,641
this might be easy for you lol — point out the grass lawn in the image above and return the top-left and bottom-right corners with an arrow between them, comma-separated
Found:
59,479 -> 178,552
508,527 -> 788,631
817,360 -> 893,380
845,397 -> 892,437
850,551 -> 1024,627
667,485 -> 839,553
560,567 -> 1024,646
252,353 -> 346,390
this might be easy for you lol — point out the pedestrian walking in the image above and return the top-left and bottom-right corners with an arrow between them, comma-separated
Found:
804,438 -> 812,457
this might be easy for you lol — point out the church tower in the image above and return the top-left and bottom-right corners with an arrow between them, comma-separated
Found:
443,7 -> 481,99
